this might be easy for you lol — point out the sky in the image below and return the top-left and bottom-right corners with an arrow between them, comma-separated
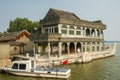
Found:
0,0 -> 120,41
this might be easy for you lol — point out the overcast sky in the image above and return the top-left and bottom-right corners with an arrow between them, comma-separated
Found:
0,0 -> 120,41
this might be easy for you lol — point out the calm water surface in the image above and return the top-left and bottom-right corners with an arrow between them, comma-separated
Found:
0,43 -> 120,80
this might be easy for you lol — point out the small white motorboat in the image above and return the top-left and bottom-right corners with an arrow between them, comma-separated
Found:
0,59 -> 71,79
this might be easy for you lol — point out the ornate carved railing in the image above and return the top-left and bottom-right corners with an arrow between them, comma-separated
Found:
31,33 -> 103,42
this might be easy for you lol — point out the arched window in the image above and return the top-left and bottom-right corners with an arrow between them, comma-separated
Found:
62,25 -> 67,28
69,26 -> 74,29
77,42 -> 81,53
100,30 -> 103,37
62,43 -> 68,54
61,25 -> 67,34
69,42 -> 75,53
69,26 -> 74,35
101,30 -> 103,34
86,28 -> 90,36
91,29 -> 95,37
14,47 -> 17,51
96,29 -> 100,37
76,27 -> 81,30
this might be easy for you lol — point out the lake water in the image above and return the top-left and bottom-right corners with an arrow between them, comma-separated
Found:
0,42 -> 120,80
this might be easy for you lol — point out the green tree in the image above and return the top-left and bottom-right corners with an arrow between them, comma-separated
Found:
7,18 -> 41,33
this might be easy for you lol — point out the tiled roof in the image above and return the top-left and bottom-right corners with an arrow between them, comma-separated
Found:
0,32 -> 20,41
0,30 -> 30,42
52,8 -> 80,21
40,8 -> 106,29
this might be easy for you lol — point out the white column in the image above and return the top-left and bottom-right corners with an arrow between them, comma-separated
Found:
102,42 -> 104,51
85,42 -> 87,52
81,27 -> 83,37
74,42 -> 77,54
58,42 -> 62,57
74,26 -> 77,35
84,27 -> 87,37
67,25 -> 69,35
94,29 -> 97,37
90,42 -> 92,52
101,30 -> 104,38
58,24 -> 62,34
98,29 -> 100,37
99,42 -> 102,51
95,42 -> 97,52
67,42 -> 70,55
90,28 -> 92,37
48,42 -> 51,58
81,42 -> 83,53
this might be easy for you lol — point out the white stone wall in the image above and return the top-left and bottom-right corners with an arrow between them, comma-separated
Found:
0,43 -> 10,59
9,46 -> 20,55
0,34 -> 32,59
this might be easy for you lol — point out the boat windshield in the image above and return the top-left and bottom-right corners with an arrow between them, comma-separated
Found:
12,63 -> 18,69
12,63 -> 26,70
19,64 -> 26,70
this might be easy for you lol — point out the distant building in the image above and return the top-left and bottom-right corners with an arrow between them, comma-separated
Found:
31,8 -> 106,58
0,30 -> 33,59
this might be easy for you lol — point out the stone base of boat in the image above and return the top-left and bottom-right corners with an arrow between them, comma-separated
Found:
35,43 -> 117,66
6,43 -> 117,66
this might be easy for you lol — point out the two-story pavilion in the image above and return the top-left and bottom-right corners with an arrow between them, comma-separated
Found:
32,8 -> 106,59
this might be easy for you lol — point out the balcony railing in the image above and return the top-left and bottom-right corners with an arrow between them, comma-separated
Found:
32,33 -> 103,42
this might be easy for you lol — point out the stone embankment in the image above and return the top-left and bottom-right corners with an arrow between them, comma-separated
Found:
0,59 -> 12,67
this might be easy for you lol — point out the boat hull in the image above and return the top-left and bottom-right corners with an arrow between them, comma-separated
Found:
1,69 -> 71,79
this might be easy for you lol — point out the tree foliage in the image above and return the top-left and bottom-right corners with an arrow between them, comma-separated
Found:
7,18 -> 41,33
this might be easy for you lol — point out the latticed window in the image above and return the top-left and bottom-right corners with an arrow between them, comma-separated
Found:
69,26 -> 74,35
76,31 -> 81,35
62,30 -> 67,34
69,30 -> 74,34
55,27 -> 58,33
61,25 -> 67,34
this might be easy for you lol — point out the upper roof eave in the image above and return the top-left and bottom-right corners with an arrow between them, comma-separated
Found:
40,8 -> 106,30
